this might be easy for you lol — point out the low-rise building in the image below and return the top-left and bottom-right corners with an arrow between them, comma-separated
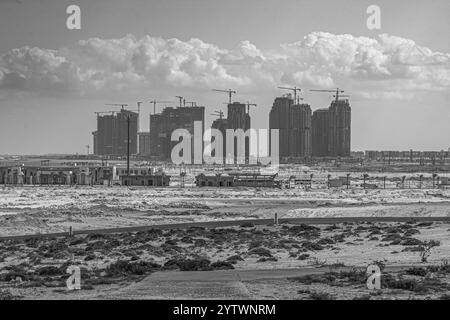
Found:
195,172 -> 280,188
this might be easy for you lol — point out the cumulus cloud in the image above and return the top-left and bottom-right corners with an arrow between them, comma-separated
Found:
0,32 -> 449,99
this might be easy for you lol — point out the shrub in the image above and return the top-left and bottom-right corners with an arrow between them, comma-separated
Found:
226,255 -> 244,264
248,247 -> 272,257
309,291 -> 335,300
418,240 -> 440,263
210,261 -> 235,270
36,266 -> 63,276
405,267 -> 427,277
106,260 -> 161,276
178,259 -> 212,271
240,222 -> 255,228
297,253 -> 310,260
0,289 -> 18,300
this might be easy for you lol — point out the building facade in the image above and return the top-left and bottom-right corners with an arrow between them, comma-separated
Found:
312,108 -> 329,156
269,95 -> 312,159
149,106 -> 205,161
328,99 -> 351,157
94,109 -> 139,156
227,102 -> 251,163
138,132 -> 151,156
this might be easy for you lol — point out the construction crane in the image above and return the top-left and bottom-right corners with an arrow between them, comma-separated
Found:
149,100 -> 175,114
246,102 -> 257,114
175,96 -> 184,108
310,88 -> 345,102
213,89 -> 236,104
278,86 -> 302,104
211,111 -> 225,119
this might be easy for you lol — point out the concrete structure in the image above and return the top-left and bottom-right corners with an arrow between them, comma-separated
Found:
0,164 -> 170,187
138,132 -> 151,156
211,118 -> 228,160
92,131 -> 98,155
290,104 -> 312,157
312,109 -> 329,157
150,106 -> 205,161
195,173 -> 234,187
269,96 -> 291,158
365,150 -> 450,165
195,172 -> 280,188
269,95 -> 312,159
94,109 -> 139,156
227,102 -> 251,163
328,99 -> 351,157
118,167 -> 170,187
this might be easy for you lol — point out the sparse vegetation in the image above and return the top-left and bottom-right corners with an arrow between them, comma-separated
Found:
418,240 -> 440,263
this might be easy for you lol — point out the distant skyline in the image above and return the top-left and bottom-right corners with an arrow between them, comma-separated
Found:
1,0 -> 449,154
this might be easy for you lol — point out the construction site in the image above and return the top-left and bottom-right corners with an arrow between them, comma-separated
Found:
1,84 -> 450,301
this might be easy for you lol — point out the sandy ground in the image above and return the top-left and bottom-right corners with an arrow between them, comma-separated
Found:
1,184 -> 450,300
0,186 -> 449,237
1,220 -> 450,300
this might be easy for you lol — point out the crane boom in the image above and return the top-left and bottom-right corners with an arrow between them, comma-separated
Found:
278,86 -> 302,104
310,88 -> 345,102
212,89 -> 236,104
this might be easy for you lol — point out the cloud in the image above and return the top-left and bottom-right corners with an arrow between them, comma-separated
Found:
0,32 -> 449,99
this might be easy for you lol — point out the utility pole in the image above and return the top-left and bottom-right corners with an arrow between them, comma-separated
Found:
127,114 -> 130,186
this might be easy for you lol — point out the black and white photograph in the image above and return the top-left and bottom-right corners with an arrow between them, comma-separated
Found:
0,0 -> 450,308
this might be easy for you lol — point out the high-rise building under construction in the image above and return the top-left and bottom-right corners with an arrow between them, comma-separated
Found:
269,95 -> 312,158
149,106 -> 205,160
312,108 -> 329,156
211,117 -> 228,159
311,99 -> 351,157
328,99 -> 351,157
93,109 -> 138,156
226,102 -> 251,162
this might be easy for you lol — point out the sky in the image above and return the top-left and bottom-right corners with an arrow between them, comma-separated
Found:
0,0 -> 449,154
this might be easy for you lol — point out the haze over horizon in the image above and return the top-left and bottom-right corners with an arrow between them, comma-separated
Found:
1,0 -> 449,155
